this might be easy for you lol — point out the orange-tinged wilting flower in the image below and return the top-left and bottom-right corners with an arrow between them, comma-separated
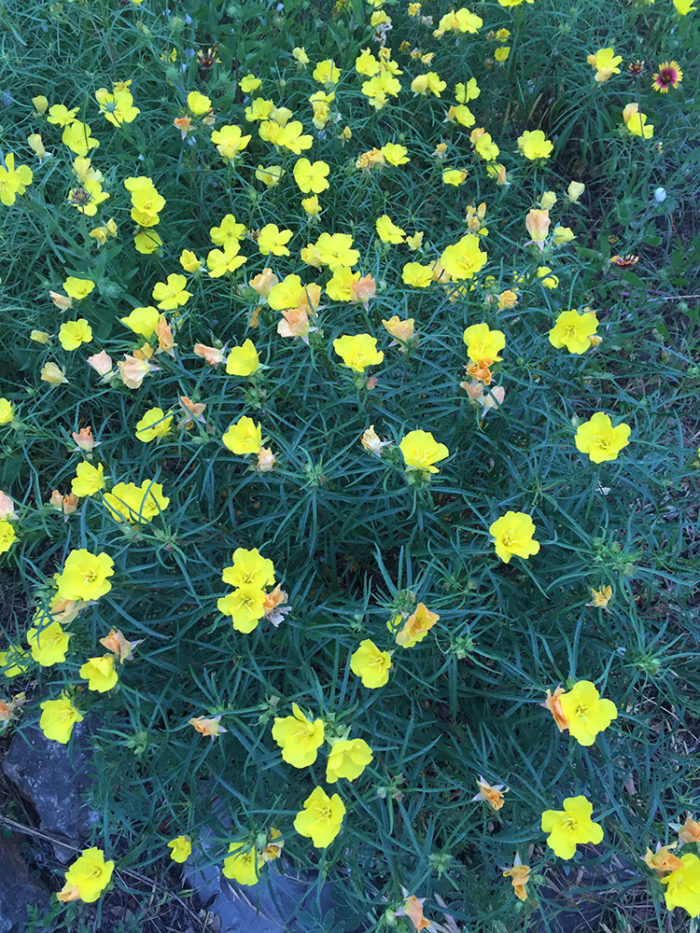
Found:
473,776 -> 509,811
178,396 -> 207,429
543,685 -> 569,732
349,274 -> 377,306
155,315 -> 175,354
361,425 -> 390,455
503,855 -> 531,901
526,208 -> 551,244
263,583 -> 289,626
644,843 -> 684,874
193,343 -> 225,365
0,491 -> 18,520
99,628 -> 142,662
396,895 -> 431,931
72,426 -> 99,453
587,585 -> 612,608
117,355 -> 157,389
394,602 -> 439,648
173,115 -> 193,137
674,815 -> 700,845
466,358 -> 493,385
0,692 -> 26,723
189,715 -> 227,738
262,828 -> 284,862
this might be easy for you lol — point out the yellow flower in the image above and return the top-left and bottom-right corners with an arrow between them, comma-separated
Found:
350,639 -> 392,688
463,323 -> 505,364
210,124 -> 251,160
79,655 -> 118,692
62,121 -> 100,156
439,234 -> 488,281
40,362 -> 68,385
293,46 -> 310,65
133,230 -> 163,254
121,307 -> 161,338
622,103 -> 654,138
489,511 -> 540,563
517,129 -> 553,160
315,232 -> 359,269
135,407 -> 173,442
187,90 -> 212,115
399,430 -> 449,474
312,59 -> 341,84
394,602 -> 439,648
226,339 -> 260,376
222,844 -> 261,885
167,836 -> 192,864
55,549 -> 114,601
293,157 -> 330,194
39,693 -> 83,744
382,315 -> 415,346
376,214 -> 406,244
673,0 -> 695,11
326,739 -> 373,783
294,786 -> 345,848
179,249 -> 202,273
559,680 -> 617,746
206,244 -> 247,278
548,309 -> 598,354
587,47 -> 623,83
537,266 -> 559,289
103,481 -> 169,523
661,853 -> 700,917
587,585 -> 612,609
410,72 -> 446,97
567,181 -> 585,201
0,520 -> 17,554
272,702 -> 325,767
217,585 -> 267,632
494,46 -> 510,62
27,620 -> 70,666
541,796 -> 604,859
0,398 -> 14,424
222,548 -> 275,588
152,274 -> 191,310
58,848 -> 114,903
63,277 -> 95,300
59,319 -> 92,351
401,262 -> 433,288
553,225 -> 576,245
333,334 -> 384,372
95,86 -> 140,126
257,223 -> 293,257
575,412 -> 631,463
301,195 -> 322,216
222,416 -> 262,455
255,164 -> 284,186
442,168 -> 468,186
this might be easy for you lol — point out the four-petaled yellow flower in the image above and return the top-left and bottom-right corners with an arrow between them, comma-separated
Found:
399,430 -> 449,474
541,795 -> 604,859
57,847 -> 114,903
548,309 -> 598,354
293,785 -> 346,848
135,407 -> 173,442
575,412 -> 631,463
489,511 -> 540,563
293,158 -> 330,193
326,738 -> 374,783
80,655 -> 119,692
226,339 -> 260,376
223,416 -> 263,455
517,129 -> 554,160
167,835 -> 192,863
223,844 -> 262,885
27,621 -> 70,666
55,549 -> 114,601
350,639 -> 392,688
333,334 -> 384,372
661,853 -> 700,918
39,693 -> 83,744
559,680 -> 617,746
463,323 -> 505,364
272,702 -> 325,767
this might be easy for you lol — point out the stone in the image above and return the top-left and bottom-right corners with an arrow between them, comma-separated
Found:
3,721 -> 98,860
0,833 -> 50,933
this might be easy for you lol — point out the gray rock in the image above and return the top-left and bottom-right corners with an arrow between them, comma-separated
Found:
3,722 -> 98,860
0,833 -> 50,933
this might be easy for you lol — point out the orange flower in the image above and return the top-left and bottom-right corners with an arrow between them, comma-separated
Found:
503,856 -> 530,901
72,426 -> 98,452
277,307 -> 311,342
676,815 -> 700,844
193,343 -> 225,365
466,358 -> 493,385
156,315 -> 175,354
173,115 -> 192,137
396,895 -> 431,931
117,355 -> 155,389
99,628 -> 142,662
256,447 -> 277,473
525,208 -> 550,244
56,883 -> 82,903
189,715 -> 227,738
543,685 -> 569,732
394,603 -> 439,648
473,776 -> 508,811
644,843 -> 684,874
179,396 -> 206,428
349,274 -> 377,306
249,268 -> 280,297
